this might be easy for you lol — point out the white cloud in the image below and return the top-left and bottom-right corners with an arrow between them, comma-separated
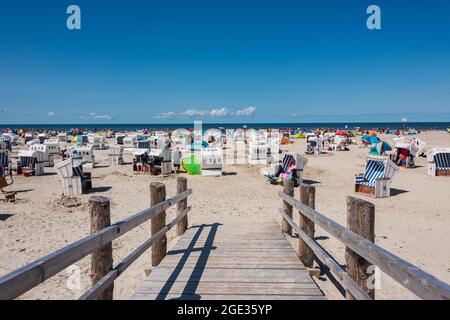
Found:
236,106 -> 256,116
48,111 -> 57,117
183,109 -> 209,117
89,112 -> 97,116
210,107 -> 232,117
152,106 -> 254,119
153,112 -> 176,119
94,114 -> 112,120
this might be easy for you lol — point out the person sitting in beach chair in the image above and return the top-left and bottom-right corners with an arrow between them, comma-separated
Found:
265,153 -> 307,187
355,155 -> 399,198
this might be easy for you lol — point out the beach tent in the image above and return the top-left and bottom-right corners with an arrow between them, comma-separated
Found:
182,155 -> 201,175
369,141 -> 392,155
362,135 -> 380,144
280,137 -> 290,145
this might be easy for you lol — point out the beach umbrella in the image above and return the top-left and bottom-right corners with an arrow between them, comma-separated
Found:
335,131 -> 347,136
369,130 -> 378,136
369,141 -> 392,155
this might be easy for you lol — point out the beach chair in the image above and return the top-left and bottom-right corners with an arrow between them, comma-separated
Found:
123,136 -> 137,149
55,158 -> 92,196
0,142 -> 11,175
69,145 -> 96,168
149,147 -> 172,175
108,144 -> 124,165
29,144 -> 54,167
88,135 -> 105,150
265,153 -> 308,186
17,150 -> 45,176
43,139 -> 61,156
355,155 -> 399,198
201,147 -> 222,176
248,139 -> 268,165
427,148 -> 450,177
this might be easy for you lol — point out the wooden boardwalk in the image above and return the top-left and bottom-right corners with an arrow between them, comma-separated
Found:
132,220 -> 325,300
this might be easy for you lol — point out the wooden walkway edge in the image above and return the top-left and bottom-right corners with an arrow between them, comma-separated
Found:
131,220 -> 325,300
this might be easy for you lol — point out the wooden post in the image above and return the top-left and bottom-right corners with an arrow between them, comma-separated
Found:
151,182 -> 167,267
281,180 -> 295,235
89,196 -> 113,300
176,177 -> 188,236
299,184 -> 315,268
345,196 -> 375,300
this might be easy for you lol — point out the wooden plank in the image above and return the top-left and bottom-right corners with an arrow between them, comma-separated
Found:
137,281 -> 319,291
136,286 -> 323,296
149,267 -> 311,279
279,191 -> 450,300
143,275 -> 316,284
157,263 -> 306,270
131,293 -> 326,300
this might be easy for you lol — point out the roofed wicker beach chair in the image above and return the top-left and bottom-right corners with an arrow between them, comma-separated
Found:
355,155 -> 399,198
265,153 -> 308,186
427,148 -> 450,177
108,144 -> 125,166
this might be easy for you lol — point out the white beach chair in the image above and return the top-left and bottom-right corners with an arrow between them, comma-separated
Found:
55,158 -> 92,196
29,144 -> 54,167
426,148 -> 450,177
17,150 -> 45,176
248,139 -> 268,165
44,139 -> 61,156
355,155 -> 399,198
201,147 -> 222,176
108,144 -> 124,165
123,136 -> 137,149
69,145 -> 96,168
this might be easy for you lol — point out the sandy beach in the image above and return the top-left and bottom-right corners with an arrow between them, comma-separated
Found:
1,130 -> 449,300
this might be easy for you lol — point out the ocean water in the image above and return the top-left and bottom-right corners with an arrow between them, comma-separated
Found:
0,122 -> 449,131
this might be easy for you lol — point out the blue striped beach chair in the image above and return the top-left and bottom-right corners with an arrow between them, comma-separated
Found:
427,148 -> 450,176
355,156 -> 399,198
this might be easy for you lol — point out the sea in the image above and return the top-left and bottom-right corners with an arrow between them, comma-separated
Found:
0,122 -> 449,131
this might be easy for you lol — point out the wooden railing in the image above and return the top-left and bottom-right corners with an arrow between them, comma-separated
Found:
279,182 -> 450,300
0,177 -> 192,300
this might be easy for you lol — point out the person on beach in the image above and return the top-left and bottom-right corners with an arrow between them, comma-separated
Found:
0,165 -> 13,193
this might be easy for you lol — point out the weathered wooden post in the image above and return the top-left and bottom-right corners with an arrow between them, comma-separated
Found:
176,177 -> 188,236
299,184 -> 315,268
281,180 -> 295,235
151,182 -> 167,267
345,196 -> 375,300
89,196 -> 113,300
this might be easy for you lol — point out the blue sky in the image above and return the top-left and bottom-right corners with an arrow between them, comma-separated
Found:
1,0 -> 450,124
